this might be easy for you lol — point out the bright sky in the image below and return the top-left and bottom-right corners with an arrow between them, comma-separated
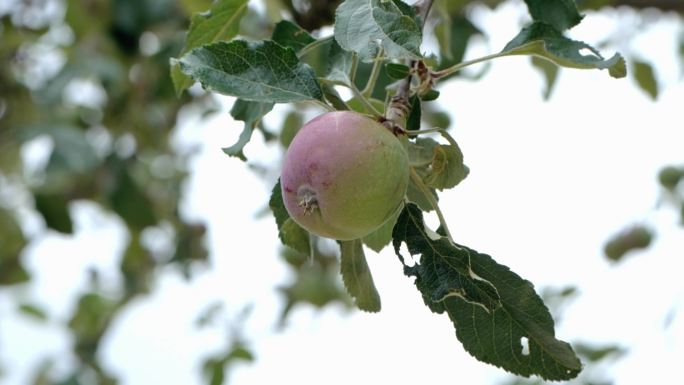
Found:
1,2 -> 683,385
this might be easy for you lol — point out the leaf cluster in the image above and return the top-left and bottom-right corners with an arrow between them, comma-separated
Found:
166,0 -> 639,380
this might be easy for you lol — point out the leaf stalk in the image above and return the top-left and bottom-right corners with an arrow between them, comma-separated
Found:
297,36 -> 333,58
362,48 -> 384,98
433,51 -> 507,79
409,167 -> 454,242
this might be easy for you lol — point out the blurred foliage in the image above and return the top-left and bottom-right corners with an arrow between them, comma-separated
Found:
277,242 -> 353,328
197,304 -> 256,385
1,0 -> 682,384
603,163 -> 683,263
499,286 -> 627,385
1,0 -> 213,382
604,224 -> 654,262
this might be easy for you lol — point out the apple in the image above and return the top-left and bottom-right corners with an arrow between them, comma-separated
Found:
281,111 -> 409,240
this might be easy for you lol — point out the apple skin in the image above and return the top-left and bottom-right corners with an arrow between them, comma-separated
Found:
281,111 -> 409,240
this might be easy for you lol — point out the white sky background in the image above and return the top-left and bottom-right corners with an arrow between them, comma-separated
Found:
1,2 -> 684,385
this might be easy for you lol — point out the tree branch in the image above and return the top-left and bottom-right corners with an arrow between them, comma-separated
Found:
384,0 -> 434,128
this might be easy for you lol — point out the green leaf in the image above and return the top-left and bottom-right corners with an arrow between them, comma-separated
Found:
522,0 -> 583,31
68,292 -> 118,361
269,180 -> 310,254
574,343 -> 626,363
106,156 -> 157,231
425,144 -> 469,190
408,137 -> 469,190
279,111 -> 304,148
179,0 -> 213,15
325,39 -> 354,84
321,83 -> 351,111
406,95 -> 422,132
334,0 -> 422,62
171,0 -> 249,95
420,89 -> 440,101
503,22 -> 626,79
29,125 -> 100,191
406,139 -> 437,211
279,219 -> 311,255
339,239 -> 381,312
178,40 -> 324,103
435,14 -> 482,77
604,225 -> 653,262
392,204 -> 582,380
271,20 -> 316,53
531,56 -> 559,100
203,342 -> 255,385
632,59 -> 659,100
171,222 -> 209,279
386,63 -> 411,80
223,99 -> 274,160
346,97 -> 385,115
34,192 -> 73,234
0,209 -> 29,286
278,262 -> 352,325
363,206 -> 402,253
406,175 -> 436,212
18,303 -> 48,321
423,109 -> 451,130
195,302 -> 224,328
658,166 -> 683,190
408,137 -> 438,167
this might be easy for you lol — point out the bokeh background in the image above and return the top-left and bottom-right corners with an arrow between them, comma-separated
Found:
1,0 -> 683,384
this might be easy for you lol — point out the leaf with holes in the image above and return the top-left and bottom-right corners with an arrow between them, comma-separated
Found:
392,204 -> 582,380
503,22 -> 626,78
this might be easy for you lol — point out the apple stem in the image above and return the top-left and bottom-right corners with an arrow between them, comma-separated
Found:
350,83 -> 382,117
308,232 -> 316,266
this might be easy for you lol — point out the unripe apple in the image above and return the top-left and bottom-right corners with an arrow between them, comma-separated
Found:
281,111 -> 409,240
